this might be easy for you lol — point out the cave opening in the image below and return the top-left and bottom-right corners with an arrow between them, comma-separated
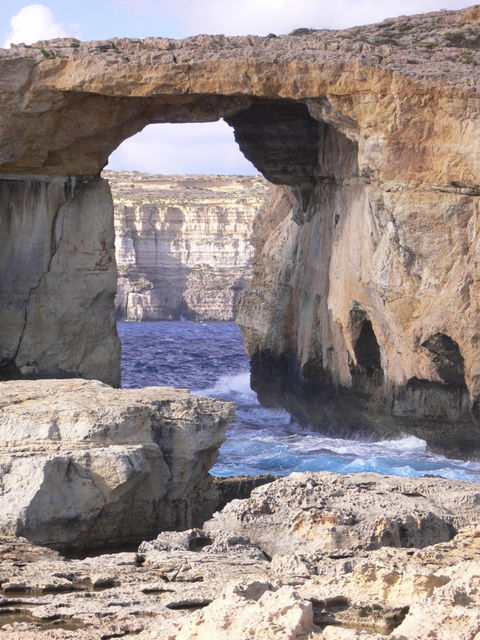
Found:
421,333 -> 466,388
354,320 -> 382,376
349,309 -> 383,383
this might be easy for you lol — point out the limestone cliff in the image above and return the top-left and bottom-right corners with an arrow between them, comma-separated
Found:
107,171 -> 268,321
0,7 -> 480,451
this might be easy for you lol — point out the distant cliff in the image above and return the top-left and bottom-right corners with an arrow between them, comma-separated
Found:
106,171 -> 268,321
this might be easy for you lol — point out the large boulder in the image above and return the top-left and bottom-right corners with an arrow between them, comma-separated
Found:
0,378 -> 234,551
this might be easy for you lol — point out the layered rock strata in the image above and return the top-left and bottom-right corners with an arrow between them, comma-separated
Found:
0,378 -> 233,552
0,7 -> 480,448
108,171 -> 268,321
1,472 -> 480,639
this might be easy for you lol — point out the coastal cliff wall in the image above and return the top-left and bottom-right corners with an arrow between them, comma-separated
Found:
107,171 -> 268,321
0,7 -> 479,450
237,144 -> 480,456
0,175 -> 119,386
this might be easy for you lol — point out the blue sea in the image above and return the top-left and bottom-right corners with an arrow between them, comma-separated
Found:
119,320 -> 480,481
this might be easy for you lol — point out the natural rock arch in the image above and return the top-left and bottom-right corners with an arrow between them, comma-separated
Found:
1,7 -> 480,454
0,39 -> 365,386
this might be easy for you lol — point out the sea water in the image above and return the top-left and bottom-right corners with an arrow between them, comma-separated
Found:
119,320 -> 480,481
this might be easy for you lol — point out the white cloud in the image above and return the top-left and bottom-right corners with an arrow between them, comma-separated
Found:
107,121 -> 257,175
167,0 -> 471,35
3,4 -> 82,48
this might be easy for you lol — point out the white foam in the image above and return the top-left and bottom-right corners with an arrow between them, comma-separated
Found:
375,435 -> 427,453
195,371 -> 254,398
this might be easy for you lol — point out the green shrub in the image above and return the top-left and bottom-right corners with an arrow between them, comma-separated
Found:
289,28 -> 315,36
445,31 -> 465,47
40,47 -> 55,59
461,50 -> 475,64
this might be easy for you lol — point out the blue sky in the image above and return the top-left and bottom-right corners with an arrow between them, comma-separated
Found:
2,1 -> 473,175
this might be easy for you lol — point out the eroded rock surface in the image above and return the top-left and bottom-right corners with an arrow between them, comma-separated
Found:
237,171 -> 480,455
0,379 -> 233,551
205,471 -> 480,556
1,472 -> 480,639
108,171 -> 268,321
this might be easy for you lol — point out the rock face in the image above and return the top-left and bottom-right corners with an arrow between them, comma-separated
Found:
0,7 -> 480,449
108,171 -> 268,321
0,176 -> 119,386
1,472 -> 480,639
0,378 -> 233,552
238,177 -> 480,455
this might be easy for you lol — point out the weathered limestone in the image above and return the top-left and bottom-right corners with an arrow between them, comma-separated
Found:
0,7 -> 480,445
205,471 -> 480,556
238,172 -> 480,454
0,175 -> 119,385
0,379 -> 234,551
174,584 -> 314,640
108,171 -> 268,321
1,472 -> 480,639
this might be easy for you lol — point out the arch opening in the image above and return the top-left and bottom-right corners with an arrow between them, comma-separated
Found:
349,309 -> 383,386
394,332 -> 470,431
0,92 -> 356,387
107,120 -> 257,176
354,320 -> 382,377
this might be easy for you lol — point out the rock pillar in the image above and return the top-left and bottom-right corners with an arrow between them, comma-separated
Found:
0,174 -> 120,386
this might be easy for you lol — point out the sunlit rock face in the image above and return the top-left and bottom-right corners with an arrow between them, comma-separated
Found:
107,171 -> 268,321
0,6 -> 479,451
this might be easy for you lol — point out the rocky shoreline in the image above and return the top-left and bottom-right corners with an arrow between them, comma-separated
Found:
2,378 -> 478,638
1,471 -> 479,638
